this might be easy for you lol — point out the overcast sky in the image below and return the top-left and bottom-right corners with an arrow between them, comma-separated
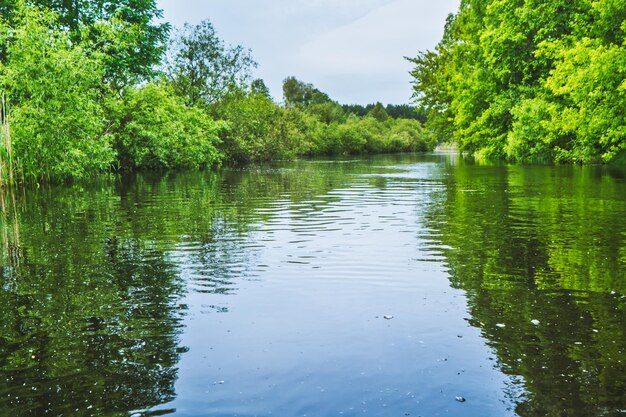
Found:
156,0 -> 460,105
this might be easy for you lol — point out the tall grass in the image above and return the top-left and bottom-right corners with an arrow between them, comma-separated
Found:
0,187 -> 21,270
0,93 -> 16,186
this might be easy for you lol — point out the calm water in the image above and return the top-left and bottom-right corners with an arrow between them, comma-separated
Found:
0,153 -> 624,417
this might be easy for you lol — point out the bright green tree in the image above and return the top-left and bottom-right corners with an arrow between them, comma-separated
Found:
0,3 -> 114,182
409,0 -> 626,164
0,0 -> 170,86
108,83 -> 222,170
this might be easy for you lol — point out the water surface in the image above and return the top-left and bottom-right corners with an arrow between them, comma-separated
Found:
0,153 -> 624,416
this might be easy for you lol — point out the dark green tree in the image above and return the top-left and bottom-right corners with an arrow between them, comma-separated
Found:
250,78 -> 271,98
367,102 -> 389,122
282,76 -> 331,108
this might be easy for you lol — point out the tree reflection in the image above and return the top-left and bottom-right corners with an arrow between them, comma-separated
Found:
4,155 -> 622,416
0,183 -> 187,416
0,159 -> 389,415
425,160 -> 626,416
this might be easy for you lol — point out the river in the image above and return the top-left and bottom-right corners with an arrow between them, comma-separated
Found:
0,153 -> 624,416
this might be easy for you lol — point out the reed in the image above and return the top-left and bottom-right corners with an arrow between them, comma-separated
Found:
0,92 -> 15,186
0,187 -> 21,269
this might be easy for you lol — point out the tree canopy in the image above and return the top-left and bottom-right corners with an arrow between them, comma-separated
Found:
165,20 -> 256,107
282,76 -> 332,108
0,0 -> 169,86
409,0 -> 626,163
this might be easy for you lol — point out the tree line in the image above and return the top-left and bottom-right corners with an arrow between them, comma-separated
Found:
409,0 -> 626,163
341,103 -> 427,122
0,1 -> 434,185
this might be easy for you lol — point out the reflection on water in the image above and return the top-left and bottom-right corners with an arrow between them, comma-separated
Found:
0,154 -> 624,416
425,161 -> 626,416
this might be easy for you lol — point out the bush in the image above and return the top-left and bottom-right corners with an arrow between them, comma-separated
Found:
215,91 -> 311,163
0,4 -> 114,182
109,83 -> 222,170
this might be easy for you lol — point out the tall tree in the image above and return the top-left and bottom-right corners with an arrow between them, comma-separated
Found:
165,20 -> 256,107
367,102 -> 389,122
282,76 -> 331,108
0,0 -> 170,86
409,0 -> 626,163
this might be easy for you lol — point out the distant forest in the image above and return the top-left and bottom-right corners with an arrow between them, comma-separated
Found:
342,103 -> 427,122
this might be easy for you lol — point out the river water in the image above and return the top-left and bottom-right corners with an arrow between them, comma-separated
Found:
0,153 -> 624,416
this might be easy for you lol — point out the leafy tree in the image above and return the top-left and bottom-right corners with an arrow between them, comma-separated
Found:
107,82 -> 222,170
409,0 -> 626,163
165,20 -> 256,107
281,77 -> 345,123
387,118 -> 435,152
250,78 -> 271,97
367,102 -> 389,122
0,0 -> 170,86
214,90 -> 311,163
282,76 -> 332,108
0,3 -> 113,182
307,101 -> 346,124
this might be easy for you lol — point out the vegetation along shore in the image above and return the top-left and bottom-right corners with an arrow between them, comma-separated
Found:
0,1 -> 434,186
1,0 -> 624,186
408,0 -> 626,164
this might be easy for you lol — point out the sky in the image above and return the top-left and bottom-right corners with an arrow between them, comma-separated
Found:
156,0 -> 460,105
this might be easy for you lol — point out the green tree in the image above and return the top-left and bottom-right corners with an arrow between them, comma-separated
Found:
0,0 -> 170,86
215,90 -> 310,163
409,0 -> 626,164
367,102 -> 389,122
107,82 -> 222,170
282,76 -> 331,108
0,3 -> 113,182
250,78 -> 271,97
165,20 -> 256,107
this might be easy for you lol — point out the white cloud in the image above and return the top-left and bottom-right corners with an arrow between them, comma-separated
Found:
297,0 -> 456,76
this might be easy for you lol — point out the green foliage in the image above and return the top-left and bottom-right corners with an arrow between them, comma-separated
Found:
367,102 -> 389,122
307,115 -> 434,156
0,4 -> 114,182
210,76 -> 436,164
214,91 -> 310,163
506,97 -> 553,162
108,83 -> 222,170
307,101 -> 347,124
165,20 -> 256,107
342,103 -> 425,121
388,118 -> 436,152
409,0 -> 626,163
0,0 -> 170,86
542,37 -> 626,162
0,4 -> 437,185
250,78 -> 271,97
282,76 -> 332,108
0,93 -> 14,184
